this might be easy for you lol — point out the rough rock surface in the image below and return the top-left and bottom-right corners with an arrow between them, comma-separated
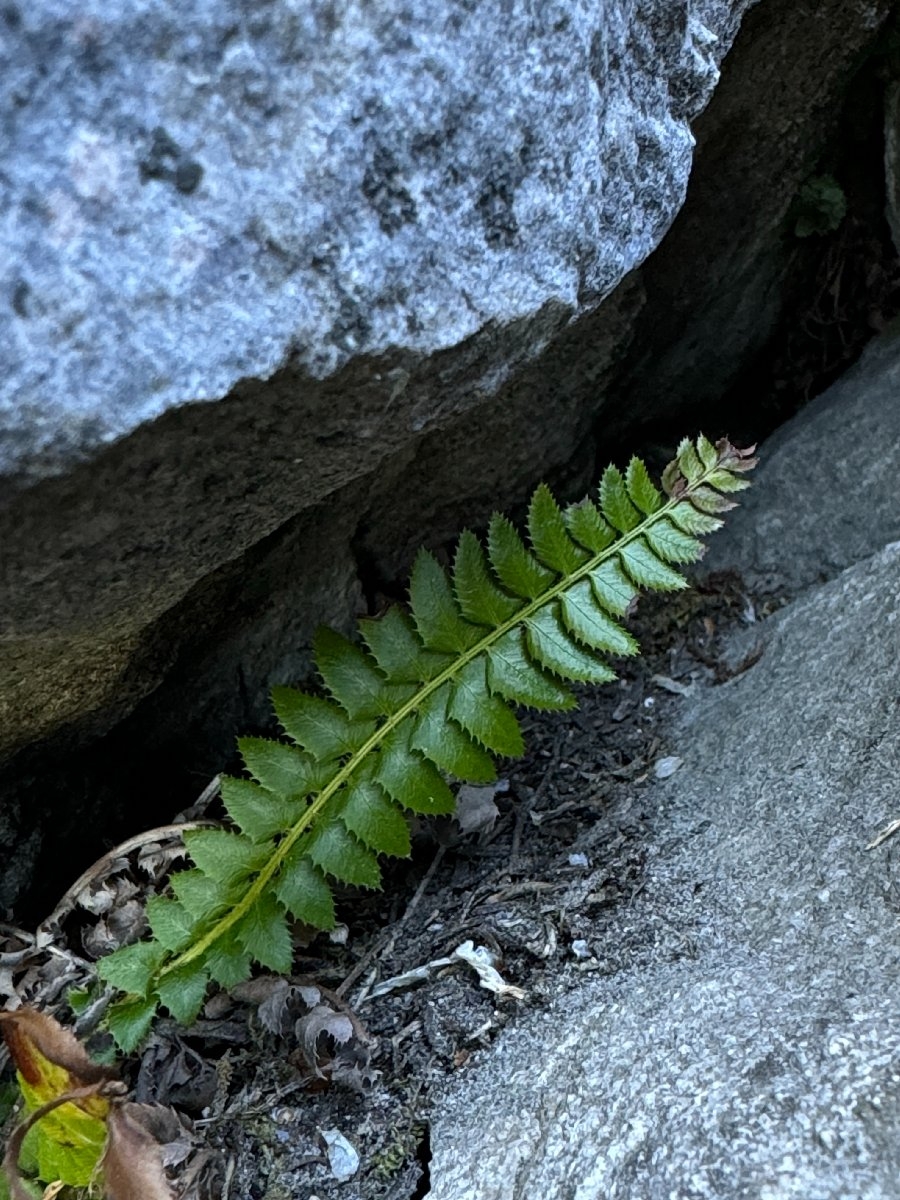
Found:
426,338 -> 900,1197
1,0 -> 750,482
702,324 -> 900,594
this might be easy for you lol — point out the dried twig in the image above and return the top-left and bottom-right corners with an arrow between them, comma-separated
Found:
339,846 -> 445,1005
221,1154 -> 236,1200
0,926 -> 36,969
40,821 -> 220,933
867,817 -> 900,851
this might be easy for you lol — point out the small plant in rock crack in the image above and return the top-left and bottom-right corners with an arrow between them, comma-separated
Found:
96,436 -> 756,1051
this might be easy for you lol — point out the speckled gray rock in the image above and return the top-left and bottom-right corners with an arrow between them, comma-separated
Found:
427,442 -> 900,1191
0,0 -> 752,481
701,324 -> 900,596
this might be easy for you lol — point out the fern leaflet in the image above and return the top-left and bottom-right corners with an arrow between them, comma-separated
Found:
99,437 -> 756,1049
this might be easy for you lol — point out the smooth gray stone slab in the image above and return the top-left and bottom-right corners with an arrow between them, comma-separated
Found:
428,533 -> 900,1191
702,325 -> 900,595
0,0 -> 750,480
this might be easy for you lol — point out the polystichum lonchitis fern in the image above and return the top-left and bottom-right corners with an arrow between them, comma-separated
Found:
97,436 -> 756,1050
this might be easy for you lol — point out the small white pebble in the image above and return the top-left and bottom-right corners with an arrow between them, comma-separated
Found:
654,755 -> 683,780
568,852 -> 590,868
571,939 -> 591,959
320,1129 -> 360,1181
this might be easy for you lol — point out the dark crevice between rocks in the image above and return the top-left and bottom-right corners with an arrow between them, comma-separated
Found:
738,25 -> 900,438
404,1123 -> 431,1200
601,0 -> 900,465
350,518 -> 409,614
1,500 -> 356,922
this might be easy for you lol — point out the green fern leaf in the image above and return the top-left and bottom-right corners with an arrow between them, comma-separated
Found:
340,779 -> 412,857
618,540 -> 688,591
690,485 -> 739,514
487,513 -> 555,598
234,893 -> 293,974
588,559 -> 639,616
376,720 -> 456,815
182,828 -> 269,885
275,850 -> 336,929
100,434 -> 755,1049
564,498 -> 615,554
676,437 -> 705,484
625,456 -> 663,515
221,776 -> 297,842
97,941 -> 166,996
410,549 -> 482,653
560,580 -> 638,657
486,629 -> 576,711
600,465 -> 641,533
170,870 -> 227,923
315,627 -> 414,717
204,931 -> 253,989
706,468 -> 752,493
359,606 -> 452,682
528,483 -> 589,574
668,500 -> 723,536
412,683 -> 497,781
307,820 -> 382,888
454,530 -> 522,626
146,896 -> 195,953
106,997 -> 157,1055
526,606 -> 618,683
449,658 -> 525,758
156,961 -> 209,1025
238,737 -> 331,799
272,688 -> 376,761
644,518 -> 705,564
696,433 -> 718,471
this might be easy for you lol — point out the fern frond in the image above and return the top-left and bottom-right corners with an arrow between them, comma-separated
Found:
99,436 -> 757,1050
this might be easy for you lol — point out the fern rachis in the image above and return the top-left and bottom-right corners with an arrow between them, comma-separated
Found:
98,436 -> 756,1050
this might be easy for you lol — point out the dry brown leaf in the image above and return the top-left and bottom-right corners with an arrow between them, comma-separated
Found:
249,977 -> 294,1035
232,976 -> 322,1036
108,1101 -> 192,1170
232,976 -> 373,1087
296,1005 -> 354,1064
329,1055 -> 379,1092
1,1009 -> 124,1196
455,784 -> 503,835
0,1007 -> 116,1092
102,1102 -> 174,1200
0,1009 -> 182,1200
82,899 -> 149,959
135,1032 -> 215,1113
